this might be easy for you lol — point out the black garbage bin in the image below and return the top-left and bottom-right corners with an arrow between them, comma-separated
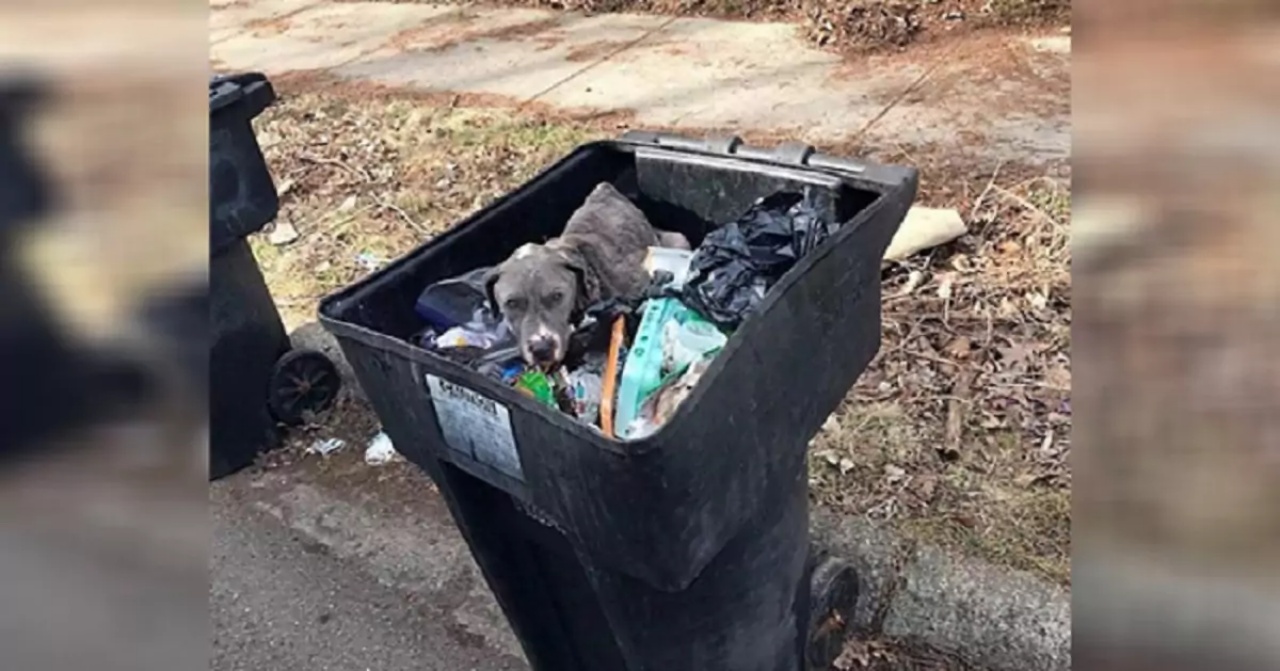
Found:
209,72 -> 341,479
319,132 -> 917,671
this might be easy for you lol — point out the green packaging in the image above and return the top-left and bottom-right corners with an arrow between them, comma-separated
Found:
515,370 -> 556,407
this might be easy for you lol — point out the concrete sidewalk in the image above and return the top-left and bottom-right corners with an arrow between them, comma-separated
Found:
210,0 -> 1069,163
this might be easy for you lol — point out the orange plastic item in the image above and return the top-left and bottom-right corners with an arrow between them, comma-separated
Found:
600,315 -> 626,438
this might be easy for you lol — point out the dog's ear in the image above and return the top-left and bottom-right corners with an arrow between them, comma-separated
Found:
482,264 -> 503,316
554,246 -> 599,313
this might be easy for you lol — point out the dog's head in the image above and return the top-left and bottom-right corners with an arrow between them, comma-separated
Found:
485,243 -> 593,368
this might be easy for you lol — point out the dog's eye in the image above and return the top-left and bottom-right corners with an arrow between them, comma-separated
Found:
545,290 -> 565,306
503,297 -> 526,312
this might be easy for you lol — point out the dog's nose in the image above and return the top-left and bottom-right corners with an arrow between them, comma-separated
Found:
528,336 -> 557,363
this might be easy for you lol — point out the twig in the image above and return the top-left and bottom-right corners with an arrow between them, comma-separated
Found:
902,349 -> 962,368
942,371 -> 974,458
379,199 -> 430,235
299,153 -> 369,182
989,381 -> 1071,393
320,204 -> 376,235
969,160 -> 1004,223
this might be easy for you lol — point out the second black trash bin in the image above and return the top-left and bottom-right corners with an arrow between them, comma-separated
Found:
320,132 -> 917,671
209,72 -> 342,479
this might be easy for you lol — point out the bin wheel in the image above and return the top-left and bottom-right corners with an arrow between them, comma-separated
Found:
268,349 -> 341,425
806,557 -> 859,670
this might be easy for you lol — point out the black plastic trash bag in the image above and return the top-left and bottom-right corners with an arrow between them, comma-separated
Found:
683,188 -> 835,330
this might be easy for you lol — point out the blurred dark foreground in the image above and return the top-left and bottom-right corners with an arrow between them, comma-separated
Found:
0,3 -> 209,670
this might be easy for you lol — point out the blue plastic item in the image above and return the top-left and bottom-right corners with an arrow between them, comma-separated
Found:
415,267 -> 491,330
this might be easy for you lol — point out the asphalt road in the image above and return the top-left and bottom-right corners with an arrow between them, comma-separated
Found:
212,481 -> 527,671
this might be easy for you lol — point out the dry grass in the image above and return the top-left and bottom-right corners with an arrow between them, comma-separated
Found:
809,160 -> 1071,583
251,87 -> 1070,585
252,93 -> 602,328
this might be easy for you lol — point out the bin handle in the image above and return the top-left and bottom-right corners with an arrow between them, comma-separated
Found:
617,130 -> 867,175
210,71 -> 277,117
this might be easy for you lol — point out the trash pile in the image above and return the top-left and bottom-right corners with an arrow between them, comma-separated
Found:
413,186 -> 836,440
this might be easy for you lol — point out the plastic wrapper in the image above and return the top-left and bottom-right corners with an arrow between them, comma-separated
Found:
661,314 -> 726,375
515,369 -> 556,406
415,266 -> 492,330
682,189 -> 835,330
416,265 -> 520,365
433,320 -> 512,350
623,353 -> 714,440
565,354 -> 605,425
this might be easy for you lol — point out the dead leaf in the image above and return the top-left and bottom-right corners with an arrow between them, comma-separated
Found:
898,269 -> 926,296
839,457 -> 855,475
1039,428 -> 1056,455
944,336 -> 972,359
1044,363 -> 1071,389
339,194 -> 358,211
941,371 -> 975,460
997,341 -> 1038,371
997,296 -> 1019,318
276,177 -> 296,197
267,221 -> 299,245
936,272 -> 955,300
834,639 -> 896,669
912,474 -> 939,503
833,641 -> 869,670
1026,291 -> 1049,310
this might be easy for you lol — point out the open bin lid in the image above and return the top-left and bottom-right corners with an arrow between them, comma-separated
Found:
209,72 -> 275,118
209,72 -> 279,254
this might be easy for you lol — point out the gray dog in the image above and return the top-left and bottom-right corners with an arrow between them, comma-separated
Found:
485,182 -> 689,368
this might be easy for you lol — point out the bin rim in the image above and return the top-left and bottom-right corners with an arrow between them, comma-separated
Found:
209,71 -> 276,118
319,134 -> 918,456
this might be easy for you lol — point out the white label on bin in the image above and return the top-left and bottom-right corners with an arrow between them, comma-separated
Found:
425,374 -> 523,481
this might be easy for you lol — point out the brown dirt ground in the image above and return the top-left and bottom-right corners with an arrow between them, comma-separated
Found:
251,80 -> 1071,586
346,0 -> 1068,54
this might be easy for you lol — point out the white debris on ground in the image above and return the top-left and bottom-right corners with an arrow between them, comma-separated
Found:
305,437 -> 345,456
355,251 -> 385,270
364,431 -> 401,465
267,221 -> 299,245
883,207 -> 966,263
